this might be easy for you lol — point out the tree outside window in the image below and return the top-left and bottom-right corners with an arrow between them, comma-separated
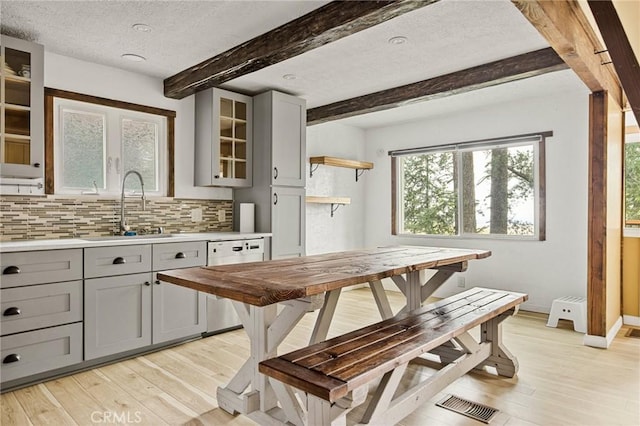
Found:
394,134 -> 546,240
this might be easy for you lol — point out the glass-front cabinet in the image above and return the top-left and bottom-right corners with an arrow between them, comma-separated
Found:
0,35 -> 44,178
195,88 -> 252,187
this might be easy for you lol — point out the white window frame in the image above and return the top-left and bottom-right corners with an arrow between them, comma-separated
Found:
392,132 -> 549,241
53,98 -> 166,196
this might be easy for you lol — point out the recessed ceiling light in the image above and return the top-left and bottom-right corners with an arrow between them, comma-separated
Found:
388,36 -> 408,45
282,74 -> 297,80
121,53 -> 146,62
132,23 -> 152,33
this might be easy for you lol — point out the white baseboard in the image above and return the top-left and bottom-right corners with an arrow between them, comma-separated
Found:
623,315 -> 640,327
583,316 -> 623,348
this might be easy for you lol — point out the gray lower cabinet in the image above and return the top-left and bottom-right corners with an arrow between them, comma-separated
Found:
84,273 -> 152,360
152,272 -> 206,344
0,249 -> 84,385
151,241 -> 207,343
1,323 -> 83,382
271,186 -> 306,259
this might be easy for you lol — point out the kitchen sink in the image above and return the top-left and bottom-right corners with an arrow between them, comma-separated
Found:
81,234 -> 176,241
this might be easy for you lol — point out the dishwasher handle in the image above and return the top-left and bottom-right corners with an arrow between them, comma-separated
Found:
232,246 -> 243,252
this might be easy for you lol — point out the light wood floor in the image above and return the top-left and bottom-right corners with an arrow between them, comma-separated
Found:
1,288 -> 639,426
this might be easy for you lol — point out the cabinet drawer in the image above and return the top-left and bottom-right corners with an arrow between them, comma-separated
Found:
1,281 -> 82,336
84,245 -> 151,278
0,249 -> 82,289
1,323 -> 83,383
152,241 -> 206,270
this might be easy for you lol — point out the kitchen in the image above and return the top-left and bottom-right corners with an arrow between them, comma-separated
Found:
1,1 -> 640,425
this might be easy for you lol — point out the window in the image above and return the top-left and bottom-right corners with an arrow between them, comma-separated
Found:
625,111 -> 640,226
392,132 -> 548,240
45,89 -> 176,196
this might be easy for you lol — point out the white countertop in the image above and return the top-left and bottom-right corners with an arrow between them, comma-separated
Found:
0,232 -> 272,252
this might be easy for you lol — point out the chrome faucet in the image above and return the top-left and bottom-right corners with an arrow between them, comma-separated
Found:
120,170 -> 146,234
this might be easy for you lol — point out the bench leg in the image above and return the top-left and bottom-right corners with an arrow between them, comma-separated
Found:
477,310 -> 519,377
308,395 -> 347,426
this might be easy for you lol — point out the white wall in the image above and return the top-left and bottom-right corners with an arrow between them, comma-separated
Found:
362,88 -> 590,312
44,52 -> 231,200
306,123 -> 366,255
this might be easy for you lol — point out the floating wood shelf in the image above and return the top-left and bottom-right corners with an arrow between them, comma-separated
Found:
309,156 -> 374,181
306,196 -> 350,217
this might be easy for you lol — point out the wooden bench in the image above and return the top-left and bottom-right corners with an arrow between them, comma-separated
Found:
259,287 -> 528,425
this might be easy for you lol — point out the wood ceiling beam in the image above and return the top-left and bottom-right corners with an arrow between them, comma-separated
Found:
307,47 -> 567,126
163,0 -> 438,100
511,0 -> 623,108
588,0 -> 640,126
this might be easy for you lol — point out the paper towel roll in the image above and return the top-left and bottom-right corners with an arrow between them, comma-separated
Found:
239,203 -> 255,233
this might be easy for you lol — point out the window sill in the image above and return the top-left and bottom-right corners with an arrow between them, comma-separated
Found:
394,232 -> 542,242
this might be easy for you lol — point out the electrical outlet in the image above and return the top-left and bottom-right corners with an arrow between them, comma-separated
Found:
217,209 -> 226,222
457,276 -> 466,288
191,208 -> 202,222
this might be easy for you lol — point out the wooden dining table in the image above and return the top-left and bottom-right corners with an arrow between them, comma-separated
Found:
157,245 -> 490,424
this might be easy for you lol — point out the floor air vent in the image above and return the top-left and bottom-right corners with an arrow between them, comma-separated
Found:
436,394 -> 499,423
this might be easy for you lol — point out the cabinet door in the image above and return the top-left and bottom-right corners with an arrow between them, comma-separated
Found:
271,186 -> 305,259
0,35 -> 44,178
152,272 -> 206,344
271,92 -> 306,187
84,273 -> 152,360
195,88 -> 252,188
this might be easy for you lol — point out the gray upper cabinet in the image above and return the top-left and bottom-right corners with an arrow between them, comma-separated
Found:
255,91 -> 306,188
235,90 -> 306,259
0,35 -> 44,178
195,88 -> 253,187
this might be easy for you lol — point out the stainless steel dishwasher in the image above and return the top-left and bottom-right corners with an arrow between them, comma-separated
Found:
205,238 -> 265,334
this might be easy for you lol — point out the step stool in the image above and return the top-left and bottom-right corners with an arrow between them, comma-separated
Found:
546,296 -> 587,333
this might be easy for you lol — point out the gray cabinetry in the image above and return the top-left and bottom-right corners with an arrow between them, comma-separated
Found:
235,90 -> 306,259
271,187 -> 306,259
152,241 -> 207,344
0,249 -> 83,385
1,323 -> 82,382
0,34 -> 45,178
0,249 -> 82,288
84,272 -> 153,360
84,244 -> 152,278
195,88 -> 252,187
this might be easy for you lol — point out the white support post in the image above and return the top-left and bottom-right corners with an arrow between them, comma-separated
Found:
360,363 -> 408,423
308,395 -> 347,426
310,289 -> 341,344
477,311 -> 519,377
369,280 -> 394,319
390,275 -> 407,295
420,270 -> 455,303
268,378 -> 306,426
405,271 -> 422,312
251,304 -> 278,413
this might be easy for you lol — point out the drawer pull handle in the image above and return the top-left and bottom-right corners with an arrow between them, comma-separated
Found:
144,281 -> 151,286
155,280 -> 161,285
3,307 -> 21,316
113,257 -> 126,265
175,252 -> 186,259
3,266 -> 20,275
3,354 -> 20,364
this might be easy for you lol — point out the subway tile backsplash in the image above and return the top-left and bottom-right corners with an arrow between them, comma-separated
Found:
0,196 -> 233,241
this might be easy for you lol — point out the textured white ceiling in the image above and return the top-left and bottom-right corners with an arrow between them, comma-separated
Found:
224,0 -> 550,108
1,0 -> 555,120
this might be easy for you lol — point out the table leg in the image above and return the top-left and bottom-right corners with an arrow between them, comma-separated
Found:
217,299 -> 314,416
310,289 -> 341,344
